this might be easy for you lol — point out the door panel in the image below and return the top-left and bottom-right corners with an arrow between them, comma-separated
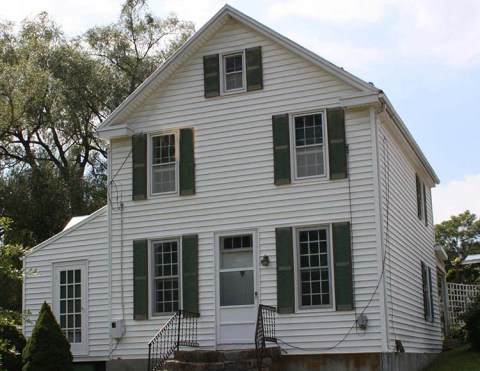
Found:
216,232 -> 257,345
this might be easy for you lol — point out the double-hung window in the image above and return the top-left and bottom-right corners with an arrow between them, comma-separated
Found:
293,113 -> 326,179
151,133 -> 177,194
297,227 -> 332,308
223,53 -> 245,93
152,240 -> 180,314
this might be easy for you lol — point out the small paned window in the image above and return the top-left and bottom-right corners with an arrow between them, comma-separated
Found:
293,113 -> 326,178
297,227 -> 331,308
151,134 -> 176,194
223,53 -> 244,92
59,269 -> 82,343
153,240 -> 179,313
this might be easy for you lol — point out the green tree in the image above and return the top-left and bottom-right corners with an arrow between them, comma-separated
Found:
435,210 -> 480,261
22,302 -> 73,371
435,210 -> 480,283
84,0 -> 195,98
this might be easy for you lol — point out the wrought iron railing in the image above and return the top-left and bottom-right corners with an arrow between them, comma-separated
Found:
147,310 -> 200,371
255,304 -> 277,371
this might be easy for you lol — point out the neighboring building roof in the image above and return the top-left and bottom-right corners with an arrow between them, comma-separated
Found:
95,4 -> 439,185
24,206 -> 107,257
463,254 -> 480,265
63,216 -> 89,231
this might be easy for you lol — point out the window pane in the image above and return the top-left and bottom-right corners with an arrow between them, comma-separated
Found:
298,228 -> 331,307
296,145 -> 325,177
224,54 -> 244,91
294,114 -> 325,178
153,241 -> 179,314
152,163 -> 176,193
220,270 -> 254,306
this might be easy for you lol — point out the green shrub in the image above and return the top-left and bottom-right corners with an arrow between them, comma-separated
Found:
464,294 -> 480,351
0,322 -> 26,371
22,302 -> 73,371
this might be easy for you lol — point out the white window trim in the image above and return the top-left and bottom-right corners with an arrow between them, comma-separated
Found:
149,237 -> 182,317
52,260 -> 88,355
220,51 -> 246,95
293,225 -> 335,311
148,131 -> 179,197
290,111 -> 329,182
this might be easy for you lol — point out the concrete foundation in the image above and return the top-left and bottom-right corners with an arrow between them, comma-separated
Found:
279,352 -> 438,371
104,352 -> 438,371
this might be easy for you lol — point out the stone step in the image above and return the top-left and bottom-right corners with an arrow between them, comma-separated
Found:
160,347 -> 281,371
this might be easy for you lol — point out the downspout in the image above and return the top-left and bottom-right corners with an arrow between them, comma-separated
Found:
370,103 -> 391,353
107,143 -> 113,360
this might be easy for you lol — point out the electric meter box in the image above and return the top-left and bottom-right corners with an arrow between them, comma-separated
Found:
111,320 -> 125,339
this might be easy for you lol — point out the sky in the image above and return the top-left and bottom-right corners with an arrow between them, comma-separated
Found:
2,0 -> 479,223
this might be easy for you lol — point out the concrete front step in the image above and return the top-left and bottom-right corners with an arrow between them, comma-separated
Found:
161,347 -> 280,371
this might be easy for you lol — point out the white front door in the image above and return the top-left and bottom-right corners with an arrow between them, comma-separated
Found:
53,261 -> 88,355
216,231 -> 258,346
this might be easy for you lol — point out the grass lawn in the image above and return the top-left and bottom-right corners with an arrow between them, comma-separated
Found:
423,344 -> 480,371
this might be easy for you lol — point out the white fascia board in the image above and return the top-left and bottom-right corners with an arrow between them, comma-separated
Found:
379,93 -> 440,185
25,206 -> 107,257
339,91 -> 380,107
96,126 -> 133,140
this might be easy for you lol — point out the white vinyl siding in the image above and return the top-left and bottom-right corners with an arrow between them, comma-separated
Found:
23,208 -> 109,361
378,115 -> 441,352
107,15 -> 379,356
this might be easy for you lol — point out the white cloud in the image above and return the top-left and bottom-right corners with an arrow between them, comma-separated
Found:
432,174 -> 480,223
267,0 -> 389,25
266,0 -> 480,69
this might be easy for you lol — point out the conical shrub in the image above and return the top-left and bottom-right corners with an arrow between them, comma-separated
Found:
22,301 -> 73,371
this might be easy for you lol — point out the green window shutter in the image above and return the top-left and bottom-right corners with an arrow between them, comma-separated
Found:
182,234 -> 199,314
272,114 -> 291,185
332,222 -> 353,311
327,108 -> 347,180
276,227 -> 294,314
428,266 -> 434,322
132,134 -> 147,200
416,174 -> 423,220
133,239 -> 148,320
423,183 -> 428,226
203,54 -> 219,98
246,46 -> 263,91
179,128 -> 195,196
421,261 -> 428,319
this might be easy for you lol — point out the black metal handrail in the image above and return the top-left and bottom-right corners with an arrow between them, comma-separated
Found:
147,310 -> 200,371
255,304 -> 277,371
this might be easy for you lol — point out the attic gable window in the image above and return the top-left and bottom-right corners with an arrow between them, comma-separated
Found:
416,174 -> 428,226
203,46 -> 263,98
223,53 -> 244,92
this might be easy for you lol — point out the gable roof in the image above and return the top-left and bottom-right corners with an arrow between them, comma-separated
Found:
95,4 -> 439,185
96,4 -> 379,138
24,206 -> 107,257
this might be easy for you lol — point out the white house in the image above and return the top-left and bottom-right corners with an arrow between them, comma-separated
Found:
23,5 -> 442,371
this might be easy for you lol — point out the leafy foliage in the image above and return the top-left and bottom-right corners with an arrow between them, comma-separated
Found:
435,210 -> 480,261
435,210 -> 480,284
84,0 -> 195,100
464,294 -> 480,351
22,302 -> 73,371
0,321 -> 26,371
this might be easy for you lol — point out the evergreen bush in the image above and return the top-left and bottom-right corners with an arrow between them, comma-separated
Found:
464,294 -> 480,351
22,302 -> 73,371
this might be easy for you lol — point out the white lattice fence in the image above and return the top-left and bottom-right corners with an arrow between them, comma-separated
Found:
447,282 -> 480,325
